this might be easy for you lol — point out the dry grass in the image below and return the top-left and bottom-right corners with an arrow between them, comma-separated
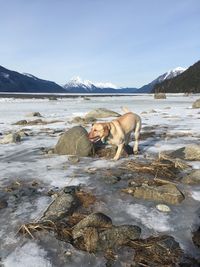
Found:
129,236 -> 182,266
75,191 -> 96,208
18,221 -> 56,239
121,157 -> 188,180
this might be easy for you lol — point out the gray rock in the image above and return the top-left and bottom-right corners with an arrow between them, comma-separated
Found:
103,175 -> 121,184
182,170 -> 200,184
40,186 -> 79,222
85,108 -> 120,119
72,212 -> 112,239
49,96 -> 57,101
193,227 -> 200,248
14,120 -> 28,125
130,183 -> 184,204
154,93 -> 167,99
54,126 -> 94,157
149,109 -> 157,113
26,112 -> 42,117
169,145 -> 200,161
70,116 -> 96,125
0,199 -> 8,209
17,130 -> 29,138
98,225 -> 141,250
192,98 -> 200,108
68,155 -> 80,164
0,133 -> 21,144
72,213 -> 141,253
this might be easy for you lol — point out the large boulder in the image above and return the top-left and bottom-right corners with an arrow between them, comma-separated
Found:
85,108 -> 120,119
168,145 -> 200,161
54,126 -> 94,157
192,98 -> 200,108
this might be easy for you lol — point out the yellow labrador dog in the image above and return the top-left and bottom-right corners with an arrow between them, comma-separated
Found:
88,107 -> 141,160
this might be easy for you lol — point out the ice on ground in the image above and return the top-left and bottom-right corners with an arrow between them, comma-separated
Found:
126,204 -> 172,232
1,94 -> 200,265
3,241 -> 52,267
191,190 -> 200,201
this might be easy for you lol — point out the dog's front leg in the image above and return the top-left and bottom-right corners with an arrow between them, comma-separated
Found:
113,143 -> 124,160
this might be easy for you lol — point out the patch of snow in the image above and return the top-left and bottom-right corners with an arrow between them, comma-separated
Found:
126,204 -> 172,232
191,190 -> 200,201
89,158 -> 121,169
3,241 -> 52,267
154,67 -> 186,84
1,72 -> 10,79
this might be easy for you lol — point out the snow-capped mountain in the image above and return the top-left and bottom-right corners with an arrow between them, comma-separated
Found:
154,60 -> 200,94
138,67 -> 186,93
63,76 -> 118,92
155,67 -> 186,83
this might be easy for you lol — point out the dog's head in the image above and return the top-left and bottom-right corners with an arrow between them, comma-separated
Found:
88,123 -> 110,143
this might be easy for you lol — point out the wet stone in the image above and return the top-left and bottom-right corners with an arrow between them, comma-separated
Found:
40,186 -> 79,222
72,212 -> 112,239
102,175 -> 121,184
26,112 -> 42,117
182,170 -> 200,185
124,183 -> 184,205
193,227 -> 200,248
168,145 -> 200,161
98,225 -> 141,250
68,155 -> 80,164
0,199 -> 8,209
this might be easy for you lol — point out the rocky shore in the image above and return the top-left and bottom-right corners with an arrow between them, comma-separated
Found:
0,96 -> 200,266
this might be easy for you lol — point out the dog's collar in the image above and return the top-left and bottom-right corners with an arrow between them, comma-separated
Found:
102,138 -> 108,144
102,135 -> 110,145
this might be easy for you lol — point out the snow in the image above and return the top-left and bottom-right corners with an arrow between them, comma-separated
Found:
0,94 -> 200,265
154,67 -> 186,84
22,73 -> 39,80
0,72 -> 10,79
64,76 -> 118,89
3,241 -> 52,267
191,190 -> 200,201
163,67 -> 186,80
126,204 -> 172,232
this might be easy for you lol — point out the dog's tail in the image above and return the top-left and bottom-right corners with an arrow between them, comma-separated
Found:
121,106 -> 131,113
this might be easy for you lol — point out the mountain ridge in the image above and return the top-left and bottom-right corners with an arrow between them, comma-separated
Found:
138,67 -> 186,93
0,63 -> 197,94
153,61 -> 200,94
0,65 -> 66,93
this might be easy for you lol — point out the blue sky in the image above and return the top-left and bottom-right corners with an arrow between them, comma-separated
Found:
0,0 -> 200,87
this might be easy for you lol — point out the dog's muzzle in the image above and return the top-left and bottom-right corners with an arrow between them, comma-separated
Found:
88,134 -> 101,143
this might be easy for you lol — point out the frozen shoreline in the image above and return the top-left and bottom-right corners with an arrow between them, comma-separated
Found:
0,95 -> 200,266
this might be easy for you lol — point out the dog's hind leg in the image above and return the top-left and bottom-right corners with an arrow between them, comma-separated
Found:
133,120 -> 141,154
125,133 -> 131,145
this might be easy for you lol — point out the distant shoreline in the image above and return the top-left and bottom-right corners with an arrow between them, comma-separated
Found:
0,93 -> 140,99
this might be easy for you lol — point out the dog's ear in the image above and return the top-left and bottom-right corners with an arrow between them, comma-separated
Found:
103,124 -> 110,137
